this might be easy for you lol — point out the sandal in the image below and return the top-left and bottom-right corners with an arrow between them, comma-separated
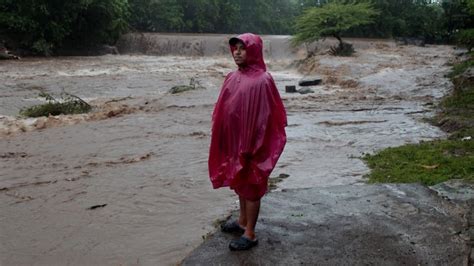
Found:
229,236 -> 258,251
221,220 -> 245,235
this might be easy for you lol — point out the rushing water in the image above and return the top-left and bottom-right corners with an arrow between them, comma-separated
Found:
0,34 -> 454,265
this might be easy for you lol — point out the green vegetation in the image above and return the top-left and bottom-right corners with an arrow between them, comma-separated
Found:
456,29 -> 474,52
448,57 -> 474,78
438,54 -> 474,140
128,0 -> 298,35
2,0 -> 473,55
455,0 -> 474,52
20,92 -> 91,117
0,0 -> 129,55
363,140 -> 474,185
292,2 -> 379,56
363,54 -> 474,185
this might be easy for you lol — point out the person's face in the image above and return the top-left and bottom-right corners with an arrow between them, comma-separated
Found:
232,42 -> 247,66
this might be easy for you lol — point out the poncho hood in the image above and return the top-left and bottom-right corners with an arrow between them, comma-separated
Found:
229,33 -> 266,72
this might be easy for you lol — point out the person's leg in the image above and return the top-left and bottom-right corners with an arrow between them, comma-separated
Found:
222,194 -> 247,234
229,187 -> 261,250
238,195 -> 247,228
243,199 -> 260,240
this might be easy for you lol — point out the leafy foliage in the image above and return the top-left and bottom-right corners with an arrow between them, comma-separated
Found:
457,29 -> 474,52
127,0 -> 298,34
129,0 -> 184,32
292,2 -> 379,46
292,2 -> 378,56
67,0 -> 129,47
455,0 -> 474,51
20,92 -> 92,117
2,0 -> 474,54
0,0 -> 129,55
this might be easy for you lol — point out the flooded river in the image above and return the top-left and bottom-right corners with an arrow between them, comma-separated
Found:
0,34 -> 454,265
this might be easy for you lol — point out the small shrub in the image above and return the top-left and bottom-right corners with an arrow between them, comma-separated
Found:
456,29 -> 474,52
20,92 -> 91,117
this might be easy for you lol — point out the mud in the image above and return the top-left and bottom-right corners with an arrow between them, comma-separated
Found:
0,35 -> 462,265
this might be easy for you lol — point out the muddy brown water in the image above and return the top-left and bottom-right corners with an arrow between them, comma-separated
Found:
0,34 -> 454,265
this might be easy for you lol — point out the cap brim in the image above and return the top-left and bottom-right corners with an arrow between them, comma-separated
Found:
229,37 -> 243,46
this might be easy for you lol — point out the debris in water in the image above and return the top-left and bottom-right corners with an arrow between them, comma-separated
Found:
298,76 -> 322,86
285,85 -> 297,93
20,92 -> 91,118
0,152 -> 28,159
169,77 -> 206,94
298,88 -> 314,94
87,204 -> 107,210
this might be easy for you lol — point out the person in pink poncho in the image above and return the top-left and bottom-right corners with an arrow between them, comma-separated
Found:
208,33 -> 287,251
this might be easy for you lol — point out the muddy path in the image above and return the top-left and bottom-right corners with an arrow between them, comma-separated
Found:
0,36 -> 455,265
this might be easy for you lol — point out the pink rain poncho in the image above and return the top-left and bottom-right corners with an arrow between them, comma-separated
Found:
208,33 -> 287,201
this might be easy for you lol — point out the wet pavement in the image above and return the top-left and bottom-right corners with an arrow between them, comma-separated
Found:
182,183 -> 472,265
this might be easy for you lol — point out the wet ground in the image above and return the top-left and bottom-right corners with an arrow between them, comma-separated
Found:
0,36 -> 461,265
183,183 -> 471,265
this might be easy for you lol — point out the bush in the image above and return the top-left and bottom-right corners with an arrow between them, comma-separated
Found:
457,29 -> 474,52
0,0 -> 129,55
20,92 -> 91,117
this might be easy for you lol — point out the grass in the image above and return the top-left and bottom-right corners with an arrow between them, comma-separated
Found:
363,53 -> 474,185
20,92 -> 91,117
363,140 -> 474,185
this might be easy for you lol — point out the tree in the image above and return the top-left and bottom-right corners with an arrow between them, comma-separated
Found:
0,0 -> 129,55
128,0 -> 184,32
456,0 -> 474,51
292,2 -> 379,56
68,0 -> 129,47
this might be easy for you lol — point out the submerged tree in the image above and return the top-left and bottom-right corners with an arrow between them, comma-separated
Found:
292,2 -> 379,56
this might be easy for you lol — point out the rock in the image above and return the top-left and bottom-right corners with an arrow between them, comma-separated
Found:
285,85 -> 297,93
298,76 -> 322,86
298,88 -> 314,94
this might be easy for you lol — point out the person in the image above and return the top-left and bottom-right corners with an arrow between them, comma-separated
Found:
208,33 -> 287,251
